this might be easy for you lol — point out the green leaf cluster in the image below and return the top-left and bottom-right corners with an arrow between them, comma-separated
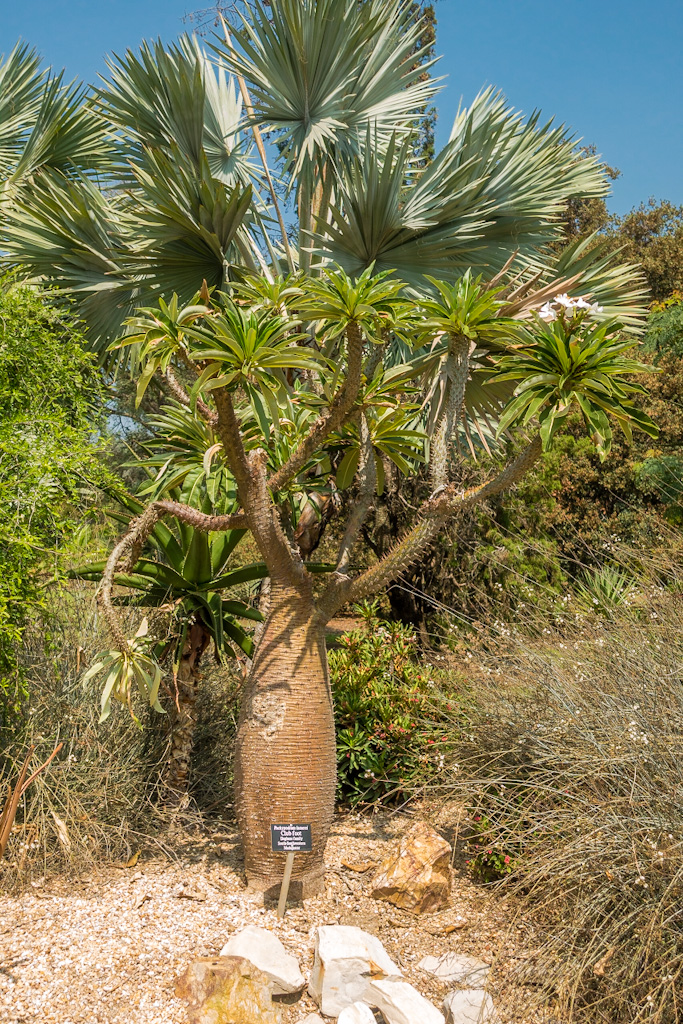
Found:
494,311 -> 658,458
330,604 -> 460,805
82,618 -> 164,725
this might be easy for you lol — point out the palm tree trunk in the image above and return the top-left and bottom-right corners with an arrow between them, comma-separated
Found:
233,582 -> 335,898
163,622 -> 210,802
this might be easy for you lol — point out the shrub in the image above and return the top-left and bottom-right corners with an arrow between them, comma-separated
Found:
0,577 -> 246,890
433,586 -> 683,1023
0,286 -> 108,725
330,603 -> 458,805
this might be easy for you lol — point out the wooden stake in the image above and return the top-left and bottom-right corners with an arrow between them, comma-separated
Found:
277,851 -> 296,919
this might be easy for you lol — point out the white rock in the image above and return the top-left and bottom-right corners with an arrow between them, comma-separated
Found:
297,1016 -> 326,1024
418,953 -> 490,986
308,925 -> 401,1017
367,978 -> 445,1024
220,925 -> 305,995
443,989 -> 499,1024
338,1003 -> 377,1024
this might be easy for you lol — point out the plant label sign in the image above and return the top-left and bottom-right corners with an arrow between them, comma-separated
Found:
271,823 -> 312,853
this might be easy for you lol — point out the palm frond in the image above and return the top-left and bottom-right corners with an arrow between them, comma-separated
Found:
98,35 -> 259,191
316,88 -> 611,286
2,170 -> 136,351
0,43 -> 46,176
126,147 -> 255,295
219,0 -> 440,184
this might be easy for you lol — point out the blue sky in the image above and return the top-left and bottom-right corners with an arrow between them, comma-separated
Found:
3,0 -> 681,214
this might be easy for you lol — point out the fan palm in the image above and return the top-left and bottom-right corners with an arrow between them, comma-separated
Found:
0,42 -> 111,208
2,0 -> 656,894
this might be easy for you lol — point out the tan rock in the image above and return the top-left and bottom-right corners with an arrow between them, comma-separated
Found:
370,821 -> 452,914
175,955 -> 281,1024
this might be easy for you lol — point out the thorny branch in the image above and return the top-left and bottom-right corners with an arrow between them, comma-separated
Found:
322,433 -> 543,616
334,413 -> 377,577
163,367 -> 217,425
429,334 -> 470,491
98,500 -> 248,653
267,321 -> 365,494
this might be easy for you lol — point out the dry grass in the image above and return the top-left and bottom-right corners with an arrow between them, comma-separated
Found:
0,582 -> 243,891
431,577 -> 683,1023
0,583 -> 167,888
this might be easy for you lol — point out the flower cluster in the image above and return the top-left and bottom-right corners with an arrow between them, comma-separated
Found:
538,293 -> 603,322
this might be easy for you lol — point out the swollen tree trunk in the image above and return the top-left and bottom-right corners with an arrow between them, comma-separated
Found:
233,582 -> 335,898
163,622 -> 210,803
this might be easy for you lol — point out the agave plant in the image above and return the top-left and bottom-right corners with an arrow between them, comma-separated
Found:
574,564 -> 636,616
74,486 -> 266,796
2,1 -> 657,894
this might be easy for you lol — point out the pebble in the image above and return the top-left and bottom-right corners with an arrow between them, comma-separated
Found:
0,811 -> 542,1024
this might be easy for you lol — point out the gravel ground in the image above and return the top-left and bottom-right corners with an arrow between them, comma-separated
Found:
0,808 -> 557,1023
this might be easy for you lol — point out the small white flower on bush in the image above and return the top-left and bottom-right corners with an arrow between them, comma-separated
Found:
538,294 -> 604,321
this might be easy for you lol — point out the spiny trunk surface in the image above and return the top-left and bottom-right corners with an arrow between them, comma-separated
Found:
234,583 -> 335,899
163,623 -> 209,803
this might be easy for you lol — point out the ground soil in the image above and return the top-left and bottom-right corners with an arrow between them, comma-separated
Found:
0,806 -> 558,1024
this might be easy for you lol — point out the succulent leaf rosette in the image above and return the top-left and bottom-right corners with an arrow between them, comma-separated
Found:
492,296 -> 658,458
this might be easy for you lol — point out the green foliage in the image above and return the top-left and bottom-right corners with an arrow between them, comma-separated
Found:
494,305 -> 657,458
558,185 -> 683,304
421,270 -> 509,342
81,617 -> 163,724
466,809 -> 517,883
390,308 -> 682,635
303,265 -> 409,341
71,476 -> 267,721
3,10 -> 647,357
642,294 -> 683,358
1,39 -> 258,354
330,603 -> 455,804
609,200 -> 683,302
333,405 -> 426,495
125,289 -> 322,409
0,43 -> 112,204
636,455 -> 683,517
221,0 -> 437,182
0,286 -> 107,721
574,564 -> 635,615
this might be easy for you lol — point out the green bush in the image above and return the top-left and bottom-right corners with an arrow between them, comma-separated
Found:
0,285 -> 108,726
330,603 -> 458,805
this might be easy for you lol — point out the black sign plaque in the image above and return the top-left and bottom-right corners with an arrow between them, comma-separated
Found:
271,823 -> 312,853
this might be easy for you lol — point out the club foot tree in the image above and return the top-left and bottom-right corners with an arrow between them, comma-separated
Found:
89,274 -> 655,895
2,0 -> 656,894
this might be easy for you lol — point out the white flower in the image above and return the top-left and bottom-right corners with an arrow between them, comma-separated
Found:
539,294 -> 604,320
